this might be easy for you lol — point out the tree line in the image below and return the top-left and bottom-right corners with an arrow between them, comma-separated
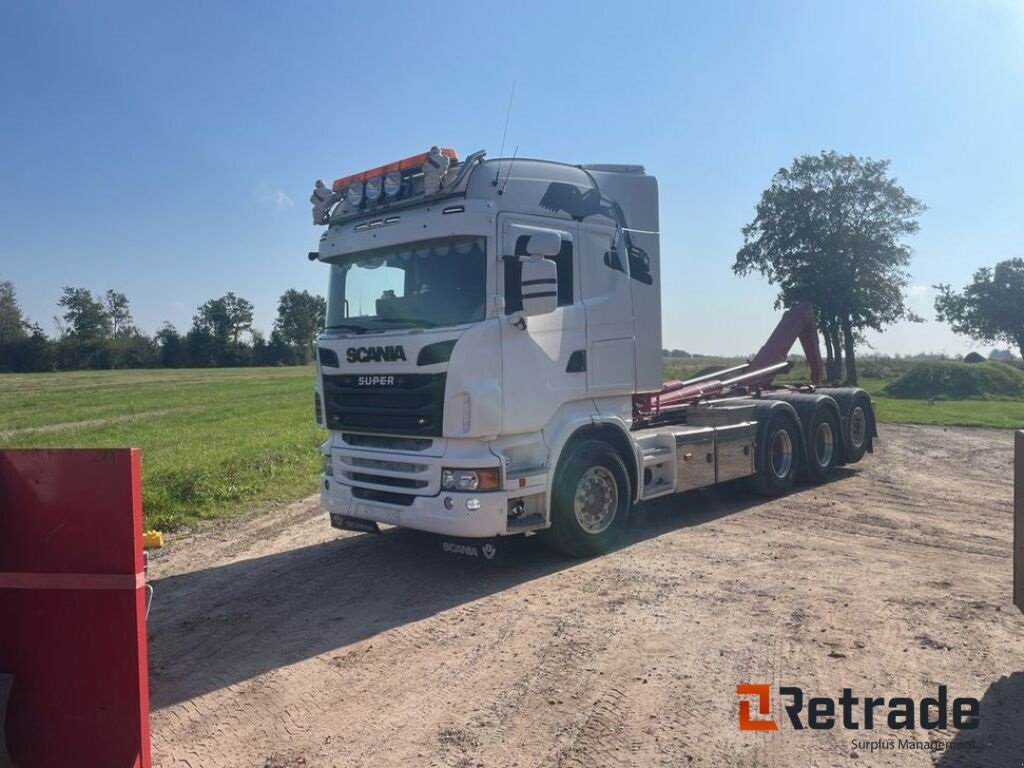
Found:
0,282 -> 326,372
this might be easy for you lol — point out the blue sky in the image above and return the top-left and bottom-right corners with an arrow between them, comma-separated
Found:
1,0 -> 1021,355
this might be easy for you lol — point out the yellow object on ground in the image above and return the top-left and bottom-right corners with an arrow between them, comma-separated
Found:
142,530 -> 164,549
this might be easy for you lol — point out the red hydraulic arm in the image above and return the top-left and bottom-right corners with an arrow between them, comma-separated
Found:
747,301 -> 824,387
634,302 -> 825,423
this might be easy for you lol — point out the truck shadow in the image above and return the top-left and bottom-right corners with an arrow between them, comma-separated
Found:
935,672 -> 1024,767
147,473 -> 853,710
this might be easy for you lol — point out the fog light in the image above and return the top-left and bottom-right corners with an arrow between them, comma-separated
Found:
443,496 -> 454,510
465,498 -> 481,511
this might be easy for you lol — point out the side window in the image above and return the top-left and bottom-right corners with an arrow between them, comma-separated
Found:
504,235 -> 574,313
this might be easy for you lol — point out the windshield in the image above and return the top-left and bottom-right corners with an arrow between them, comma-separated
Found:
325,236 -> 487,332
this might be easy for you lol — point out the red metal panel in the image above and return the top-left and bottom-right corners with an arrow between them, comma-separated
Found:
0,449 -> 151,768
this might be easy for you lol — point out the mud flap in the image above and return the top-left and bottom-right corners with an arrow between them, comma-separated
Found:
437,535 -> 503,564
330,513 -> 381,535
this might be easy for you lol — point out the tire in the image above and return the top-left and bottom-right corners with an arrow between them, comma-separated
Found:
544,440 -> 631,558
844,393 -> 872,463
751,413 -> 801,496
800,406 -> 840,483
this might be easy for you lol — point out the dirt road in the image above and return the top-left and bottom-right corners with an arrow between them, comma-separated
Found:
147,424 -> 1023,768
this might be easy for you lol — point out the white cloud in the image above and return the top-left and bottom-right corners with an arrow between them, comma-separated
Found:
905,283 -> 935,314
253,184 -> 295,211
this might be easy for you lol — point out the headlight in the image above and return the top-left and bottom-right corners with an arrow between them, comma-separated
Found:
441,467 -> 500,492
346,180 -> 364,207
322,453 -> 333,476
384,170 -> 403,197
365,175 -> 383,202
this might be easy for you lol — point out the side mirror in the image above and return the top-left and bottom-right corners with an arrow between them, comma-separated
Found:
524,231 -> 562,257
520,257 -> 558,317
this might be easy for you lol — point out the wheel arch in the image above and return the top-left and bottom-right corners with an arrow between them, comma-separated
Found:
547,417 -> 639,507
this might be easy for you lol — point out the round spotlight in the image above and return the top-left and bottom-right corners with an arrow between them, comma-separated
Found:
384,170 -> 403,198
346,180 -> 364,207
365,175 -> 383,203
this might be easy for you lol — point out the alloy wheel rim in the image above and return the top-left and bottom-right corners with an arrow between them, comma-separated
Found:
770,429 -> 794,479
815,421 -> 834,467
849,406 -> 867,449
573,466 -> 618,534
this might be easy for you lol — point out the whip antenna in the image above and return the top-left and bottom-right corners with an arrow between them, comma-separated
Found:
499,145 -> 519,196
493,79 -> 517,186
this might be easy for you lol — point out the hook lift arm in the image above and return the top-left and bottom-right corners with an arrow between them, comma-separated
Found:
634,302 -> 825,424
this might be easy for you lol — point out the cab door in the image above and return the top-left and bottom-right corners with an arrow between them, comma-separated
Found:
578,222 -> 637,396
498,214 -> 587,436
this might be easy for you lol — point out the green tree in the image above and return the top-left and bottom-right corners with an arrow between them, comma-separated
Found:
57,287 -> 111,340
0,280 -> 28,346
193,292 -> 254,345
734,151 -> 926,384
274,289 -> 326,363
935,258 -> 1024,360
104,289 -> 135,338
155,322 -> 188,367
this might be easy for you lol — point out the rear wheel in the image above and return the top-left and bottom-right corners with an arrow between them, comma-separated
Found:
800,407 -> 839,483
845,393 -> 872,463
545,440 -> 631,558
751,413 -> 800,496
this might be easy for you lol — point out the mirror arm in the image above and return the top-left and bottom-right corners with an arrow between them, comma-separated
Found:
507,313 -> 527,331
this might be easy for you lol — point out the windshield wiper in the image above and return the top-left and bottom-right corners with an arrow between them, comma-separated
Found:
325,323 -> 367,334
384,319 -> 441,329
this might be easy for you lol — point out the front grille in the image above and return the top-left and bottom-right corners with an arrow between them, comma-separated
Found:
341,433 -> 433,451
322,373 -> 446,436
352,487 -> 416,506
345,472 -> 429,489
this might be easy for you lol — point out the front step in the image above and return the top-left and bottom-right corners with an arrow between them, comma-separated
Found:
640,440 -> 677,500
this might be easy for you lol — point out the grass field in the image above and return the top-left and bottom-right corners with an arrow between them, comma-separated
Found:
1,360 -> 1021,530
0,367 -> 321,531
664,356 -> 1024,429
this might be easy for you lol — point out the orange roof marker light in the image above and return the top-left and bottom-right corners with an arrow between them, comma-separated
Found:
331,147 -> 459,193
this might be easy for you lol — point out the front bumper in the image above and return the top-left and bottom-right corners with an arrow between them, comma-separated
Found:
320,476 -> 511,538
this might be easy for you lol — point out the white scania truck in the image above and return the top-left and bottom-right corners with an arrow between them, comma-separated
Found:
308,147 -> 875,558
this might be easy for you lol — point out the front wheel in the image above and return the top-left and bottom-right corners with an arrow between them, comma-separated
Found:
544,440 -> 631,558
750,413 -> 801,496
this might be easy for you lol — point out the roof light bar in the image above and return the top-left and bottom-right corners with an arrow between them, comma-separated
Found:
331,148 -> 459,193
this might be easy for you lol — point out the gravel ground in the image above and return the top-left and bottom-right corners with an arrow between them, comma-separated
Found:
146,424 -> 1023,768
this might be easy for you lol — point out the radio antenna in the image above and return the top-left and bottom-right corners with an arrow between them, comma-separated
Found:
499,144 -> 519,196
493,79 -> 516,186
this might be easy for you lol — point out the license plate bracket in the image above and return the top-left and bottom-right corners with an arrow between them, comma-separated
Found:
330,513 -> 381,534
